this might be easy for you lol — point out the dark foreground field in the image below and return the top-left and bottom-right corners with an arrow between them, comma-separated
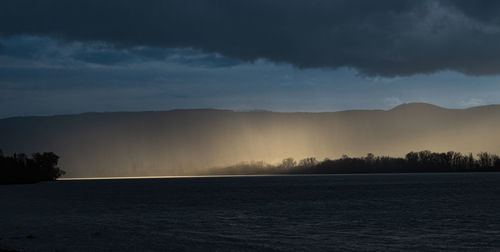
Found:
1,173 -> 500,251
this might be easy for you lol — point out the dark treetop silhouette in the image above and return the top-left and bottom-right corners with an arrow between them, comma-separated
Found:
209,151 -> 500,175
0,150 -> 65,184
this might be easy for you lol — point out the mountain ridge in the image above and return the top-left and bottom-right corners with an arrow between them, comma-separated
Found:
1,102 -> 498,120
1,102 -> 499,177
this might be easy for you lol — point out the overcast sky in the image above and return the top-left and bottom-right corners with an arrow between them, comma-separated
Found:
1,0 -> 500,118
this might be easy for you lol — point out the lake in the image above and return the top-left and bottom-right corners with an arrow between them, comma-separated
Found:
1,173 -> 500,251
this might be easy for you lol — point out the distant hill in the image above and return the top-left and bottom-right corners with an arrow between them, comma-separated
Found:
1,103 -> 499,177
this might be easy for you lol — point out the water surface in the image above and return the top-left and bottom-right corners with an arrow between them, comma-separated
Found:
1,173 -> 500,251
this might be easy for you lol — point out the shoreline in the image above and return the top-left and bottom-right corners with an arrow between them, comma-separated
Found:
58,170 -> 500,181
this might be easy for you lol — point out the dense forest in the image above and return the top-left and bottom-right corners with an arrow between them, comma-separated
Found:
0,150 -> 65,184
209,151 -> 500,175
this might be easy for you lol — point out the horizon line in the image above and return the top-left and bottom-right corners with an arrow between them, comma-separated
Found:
58,172 -> 500,181
2,102 -> 500,120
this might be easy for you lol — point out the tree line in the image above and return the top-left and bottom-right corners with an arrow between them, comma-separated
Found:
209,151 -> 500,175
0,150 -> 65,184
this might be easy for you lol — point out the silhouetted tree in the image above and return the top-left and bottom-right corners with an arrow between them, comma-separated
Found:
0,150 -> 65,184
365,153 -> 375,164
494,155 -> 500,169
298,157 -> 318,168
477,152 -> 493,169
280,158 -> 297,169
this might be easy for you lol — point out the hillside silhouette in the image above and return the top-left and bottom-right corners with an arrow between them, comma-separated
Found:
1,103 -> 500,177
0,150 -> 65,184
209,151 -> 500,175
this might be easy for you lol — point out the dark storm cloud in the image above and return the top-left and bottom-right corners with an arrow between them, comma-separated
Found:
0,36 -> 241,68
445,0 -> 500,22
1,0 -> 500,76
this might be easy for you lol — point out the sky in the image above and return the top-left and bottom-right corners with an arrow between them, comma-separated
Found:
1,0 -> 500,118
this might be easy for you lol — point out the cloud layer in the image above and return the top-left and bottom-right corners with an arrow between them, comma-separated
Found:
1,35 -> 500,118
2,0 -> 500,76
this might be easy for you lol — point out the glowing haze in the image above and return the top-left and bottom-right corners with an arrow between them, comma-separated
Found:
1,103 -> 499,177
